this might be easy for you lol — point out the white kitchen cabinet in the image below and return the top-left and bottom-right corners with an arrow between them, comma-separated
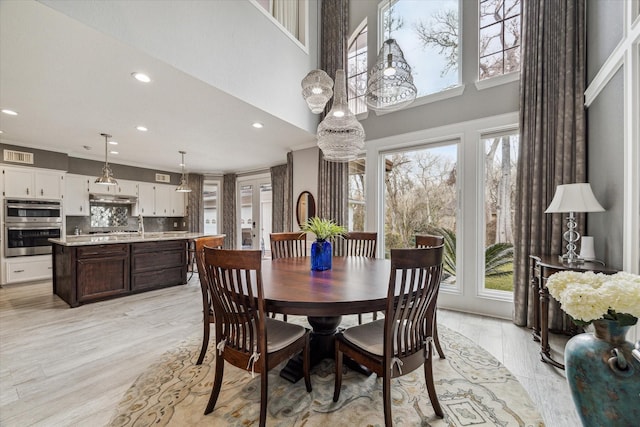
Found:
171,190 -> 186,217
154,184 -> 173,216
114,179 -> 138,197
3,255 -> 52,284
2,166 -> 63,199
138,182 -> 156,216
64,174 -> 90,216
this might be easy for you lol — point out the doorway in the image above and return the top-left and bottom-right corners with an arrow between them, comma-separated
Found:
237,175 -> 272,256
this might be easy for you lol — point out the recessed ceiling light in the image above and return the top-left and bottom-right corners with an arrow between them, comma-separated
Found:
136,126 -> 148,132
1,109 -> 18,116
109,140 -> 118,145
252,122 -> 263,129
110,150 -> 119,155
0,130 -> 3,134
132,72 -> 151,83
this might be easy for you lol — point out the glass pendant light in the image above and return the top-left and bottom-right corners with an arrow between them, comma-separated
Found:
175,150 -> 192,193
317,69 -> 365,162
365,2 -> 417,112
95,133 -> 117,185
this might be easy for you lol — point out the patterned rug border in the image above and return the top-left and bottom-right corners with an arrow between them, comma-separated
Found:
109,317 -> 545,427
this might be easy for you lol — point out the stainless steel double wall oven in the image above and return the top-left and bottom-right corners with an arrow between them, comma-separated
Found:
4,199 -> 62,257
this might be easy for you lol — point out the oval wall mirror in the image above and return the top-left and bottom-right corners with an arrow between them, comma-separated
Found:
296,191 -> 316,227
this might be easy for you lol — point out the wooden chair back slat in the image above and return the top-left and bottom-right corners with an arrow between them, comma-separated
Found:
203,248 -> 265,357
270,232 -> 307,259
415,234 -> 445,249
335,232 -> 377,257
386,246 -> 444,362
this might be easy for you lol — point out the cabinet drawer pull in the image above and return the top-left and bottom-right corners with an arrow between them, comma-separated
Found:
13,269 -> 25,273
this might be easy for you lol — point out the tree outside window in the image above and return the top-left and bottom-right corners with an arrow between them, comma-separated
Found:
479,0 -> 521,80
348,159 -> 366,231
347,25 -> 368,115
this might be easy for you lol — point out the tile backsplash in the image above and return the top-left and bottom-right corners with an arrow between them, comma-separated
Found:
66,215 -> 187,235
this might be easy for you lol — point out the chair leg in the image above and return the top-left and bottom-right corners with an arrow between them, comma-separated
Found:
204,353 -> 225,415
382,373 -> 392,426
303,335 -> 312,392
358,313 -> 363,324
424,342 -> 443,418
333,345 -> 343,402
259,366 -> 268,427
373,311 -> 378,321
433,320 -> 445,359
196,319 -> 210,365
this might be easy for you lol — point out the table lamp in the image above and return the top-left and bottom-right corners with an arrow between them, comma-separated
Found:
545,183 -> 604,263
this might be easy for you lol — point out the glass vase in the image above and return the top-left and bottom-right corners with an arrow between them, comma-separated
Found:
565,319 -> 640,427
311,240 -> 332,271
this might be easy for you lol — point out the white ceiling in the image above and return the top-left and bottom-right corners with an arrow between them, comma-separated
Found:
0,1 -> 317,175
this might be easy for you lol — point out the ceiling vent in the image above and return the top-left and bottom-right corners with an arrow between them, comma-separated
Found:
155,173 -> 171,183
3,149 -> 34,164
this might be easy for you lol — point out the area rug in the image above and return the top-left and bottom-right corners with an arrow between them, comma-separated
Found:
108,316 -> 544,426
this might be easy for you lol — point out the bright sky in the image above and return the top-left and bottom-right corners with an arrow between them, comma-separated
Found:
384,0 -> 459,96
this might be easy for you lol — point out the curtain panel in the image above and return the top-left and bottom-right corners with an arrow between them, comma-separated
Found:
187,173 -> 204,233
316,0 -> 349,227
513,0 -> 586,329
222,173 -> 237,249
271,164 -> 287,233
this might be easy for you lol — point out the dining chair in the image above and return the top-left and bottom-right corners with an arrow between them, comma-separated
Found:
415,234 -> 446,359
202,247 -> 312,426
270,232 -> 307,259
335,232 -> 378,324
193,235 -> 225,365
333,246 -> 445,425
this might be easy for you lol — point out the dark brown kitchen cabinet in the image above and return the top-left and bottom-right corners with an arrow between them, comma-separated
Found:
52,240 -> 188,307
77,244 -> 129,303
131,240 -> 187,291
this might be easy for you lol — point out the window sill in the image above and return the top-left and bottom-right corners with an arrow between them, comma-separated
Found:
372,84 -> 466,117
474,72 -> 520,91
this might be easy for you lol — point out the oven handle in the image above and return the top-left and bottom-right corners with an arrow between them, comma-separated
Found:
6,225 -> 62,230
6,203 -> 62,210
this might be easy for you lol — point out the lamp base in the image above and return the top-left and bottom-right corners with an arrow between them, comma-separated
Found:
559,254 -> 585,265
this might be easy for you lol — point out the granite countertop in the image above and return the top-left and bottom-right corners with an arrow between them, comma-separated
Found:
49,232 -> 221,246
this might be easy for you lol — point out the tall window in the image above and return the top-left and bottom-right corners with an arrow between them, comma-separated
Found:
254,0 -> 306,45
203,181 -> 219,235
348,159 -> 366,231
383,142 -> 458,285
482,132 -> 519,293
479,0 -> 521,80
381,0 -> 460,98
347,25 -> 368,115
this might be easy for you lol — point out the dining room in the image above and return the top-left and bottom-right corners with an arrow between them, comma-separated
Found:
1,0 -> 639,426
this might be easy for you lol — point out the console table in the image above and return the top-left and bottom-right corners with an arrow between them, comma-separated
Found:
529,254 -> 617,369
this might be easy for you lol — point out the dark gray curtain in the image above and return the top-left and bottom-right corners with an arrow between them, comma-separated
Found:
513,0 -> 586,329
270,157 -> 293,233
222,173 -> 236,249
186,173 -> 204,233
317,0 -> 349,226
285,151 -> 293,230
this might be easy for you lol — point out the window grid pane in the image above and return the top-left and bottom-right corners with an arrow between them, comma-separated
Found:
347,26 -> 368,115
478,0 -> 521,80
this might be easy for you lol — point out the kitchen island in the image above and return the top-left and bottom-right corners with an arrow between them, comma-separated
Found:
50,232 -> 218,307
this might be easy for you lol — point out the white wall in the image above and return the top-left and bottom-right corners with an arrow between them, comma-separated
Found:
292,146 -> 319,230
40,0 -> 319,134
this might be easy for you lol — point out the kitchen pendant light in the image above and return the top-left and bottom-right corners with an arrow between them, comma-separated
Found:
175,150 -> 192,193
316,69 -> 365,162
95,133 -> 117,186
365,1 -> 417,112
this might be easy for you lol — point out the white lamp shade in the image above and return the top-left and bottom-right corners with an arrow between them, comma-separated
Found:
545,183 -> 605,213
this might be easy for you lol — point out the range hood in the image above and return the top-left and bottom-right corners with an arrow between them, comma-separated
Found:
89,194 -> 137,205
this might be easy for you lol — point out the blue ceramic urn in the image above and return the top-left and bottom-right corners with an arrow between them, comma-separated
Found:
565,319 -> 640,427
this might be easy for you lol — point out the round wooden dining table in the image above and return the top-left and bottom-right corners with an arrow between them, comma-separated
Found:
261,256 -> 392,382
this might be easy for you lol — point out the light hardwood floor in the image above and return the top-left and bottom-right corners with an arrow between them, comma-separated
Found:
0,276 -> 580,426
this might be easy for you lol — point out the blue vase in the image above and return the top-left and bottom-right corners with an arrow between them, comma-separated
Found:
565,319 -> 640,427
311,240 -> 332,271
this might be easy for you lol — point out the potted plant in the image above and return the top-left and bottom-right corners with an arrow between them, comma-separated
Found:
300,217 -> 346,271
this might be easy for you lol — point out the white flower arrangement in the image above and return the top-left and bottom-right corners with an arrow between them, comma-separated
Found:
546,271 -> 640,326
